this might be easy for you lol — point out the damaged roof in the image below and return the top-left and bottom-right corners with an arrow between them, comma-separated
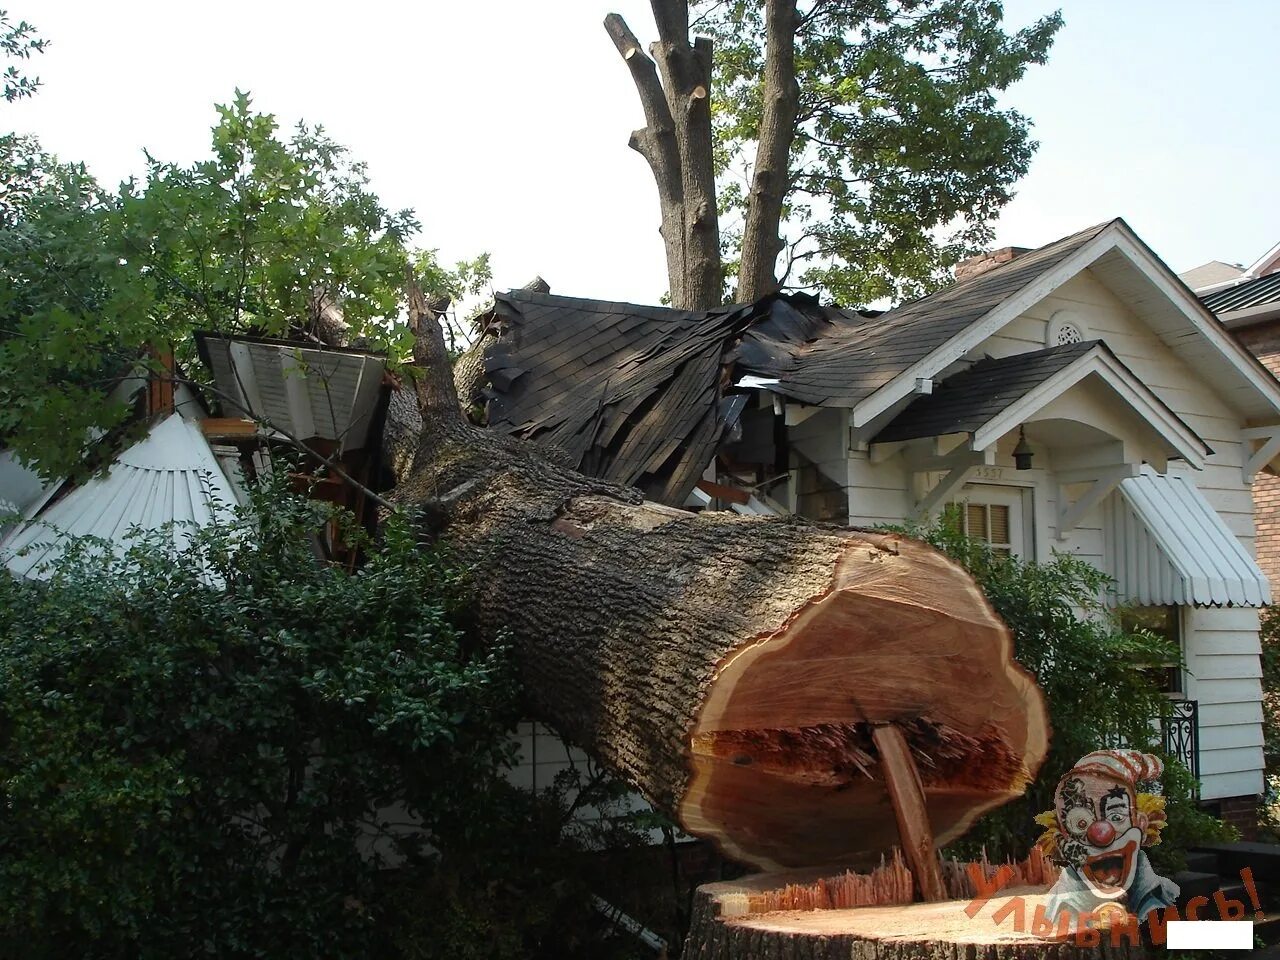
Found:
751,221 -> 1112,407
476,222 -> 1119,505
482,291 -> 759,504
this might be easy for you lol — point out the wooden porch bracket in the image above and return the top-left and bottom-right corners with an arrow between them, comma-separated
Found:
783,403 -> 822,428
1055,463 -> 1139,538
911,447 -> 994,519
1242,425 -> 1280,482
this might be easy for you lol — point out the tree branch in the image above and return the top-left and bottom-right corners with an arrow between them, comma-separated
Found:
735,0 -> 800,302
649,0 -> 689,42
604,13 -> 680,171
605,11 -> 688,305
406,280 -> 466,452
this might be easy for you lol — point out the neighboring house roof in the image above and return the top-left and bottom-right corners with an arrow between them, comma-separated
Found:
1,413 -> 240,580
197,332 -> 387,452
1180,260 -> 1244,292
1108,466 -> 1271,607
1246,240 -> 1280,280
873,341 -> 1099,443
1200,271 -> 1280,317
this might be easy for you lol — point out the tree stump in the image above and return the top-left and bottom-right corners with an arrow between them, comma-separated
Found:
685,866 -> 1156,959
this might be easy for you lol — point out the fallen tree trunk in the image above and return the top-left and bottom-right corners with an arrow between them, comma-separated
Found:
390,287 -> 1049,874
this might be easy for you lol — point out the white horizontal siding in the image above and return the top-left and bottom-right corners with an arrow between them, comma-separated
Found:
846,452 -> 913,526
1199,745 -> 1266,778
989,270 -> 1268,802
1199,700 -> 1264,728
1186,603 -> 1266,799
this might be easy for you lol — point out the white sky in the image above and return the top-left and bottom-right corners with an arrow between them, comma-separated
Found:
8,0 -> 1280,306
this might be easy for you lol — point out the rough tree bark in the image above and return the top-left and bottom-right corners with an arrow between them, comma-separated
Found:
734,0 -> 800,302
606,2 -> 722,309
390,290 -> 1049,886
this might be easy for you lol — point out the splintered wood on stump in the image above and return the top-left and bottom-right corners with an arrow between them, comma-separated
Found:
871,724 -> 947,902
392,286 -> 1049,876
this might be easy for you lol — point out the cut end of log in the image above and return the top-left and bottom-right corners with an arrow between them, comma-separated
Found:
677,535 -> 1049,871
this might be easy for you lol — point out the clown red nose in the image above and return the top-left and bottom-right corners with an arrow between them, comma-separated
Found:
1086,819 -> 1116,847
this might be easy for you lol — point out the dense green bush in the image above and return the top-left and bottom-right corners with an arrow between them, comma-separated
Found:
0,479 -> 524,958
907,518 -> 1234,868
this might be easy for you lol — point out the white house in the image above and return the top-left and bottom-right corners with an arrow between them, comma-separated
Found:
478,218 -> 1280,826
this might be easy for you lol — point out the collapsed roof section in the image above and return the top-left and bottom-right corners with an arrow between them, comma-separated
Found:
482,291 -> 755,505
479,289 -> 874,504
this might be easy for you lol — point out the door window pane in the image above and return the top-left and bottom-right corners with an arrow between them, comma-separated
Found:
960,502 -> 1014,556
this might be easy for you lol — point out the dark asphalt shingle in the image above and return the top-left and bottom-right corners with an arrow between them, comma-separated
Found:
872,341 -> 1099,443
1201,272 -> 1280,315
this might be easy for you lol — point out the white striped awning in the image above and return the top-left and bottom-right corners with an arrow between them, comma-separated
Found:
1,414 -> 240,580
197,334 -> 386,452
1106,467 -> 1270,607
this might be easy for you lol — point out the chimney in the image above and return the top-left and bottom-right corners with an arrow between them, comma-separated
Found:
954,246 -> 1031,282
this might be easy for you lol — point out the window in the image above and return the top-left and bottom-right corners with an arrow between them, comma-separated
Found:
948,484 -> 1030,557
1118,605 -> 1183,695
963,502 -> 1014,555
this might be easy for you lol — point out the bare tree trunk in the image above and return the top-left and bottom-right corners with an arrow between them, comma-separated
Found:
735,0 -> 800,302
606,2 -> 722,309
452,276 -> 550,422
391,291 -> 1049,875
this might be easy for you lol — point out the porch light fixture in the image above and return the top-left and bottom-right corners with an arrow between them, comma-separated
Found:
1013,426 -> 1034,471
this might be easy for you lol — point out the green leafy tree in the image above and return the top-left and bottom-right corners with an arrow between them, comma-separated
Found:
0,136 -> 160,481
604,0 -> 1061,307
120,91 -> 421,345
1,8 -> 45,102
0,94 -> 489,481
0,477 -> 519,958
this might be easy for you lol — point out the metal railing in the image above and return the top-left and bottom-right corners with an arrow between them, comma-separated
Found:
1098,698 -> 1199,798
1161,699 -> 1200,796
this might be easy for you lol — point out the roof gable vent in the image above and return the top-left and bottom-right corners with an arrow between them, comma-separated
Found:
1047,309 -> 1086,348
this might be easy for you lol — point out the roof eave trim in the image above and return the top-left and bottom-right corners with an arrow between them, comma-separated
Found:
1109,228 -> 1280,416
852,220 -> 1280,429
1217,302 -> 1280,329
1245,239 -> 1280,279
969,347 -> 1209,468
850,224 -> 1122,429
